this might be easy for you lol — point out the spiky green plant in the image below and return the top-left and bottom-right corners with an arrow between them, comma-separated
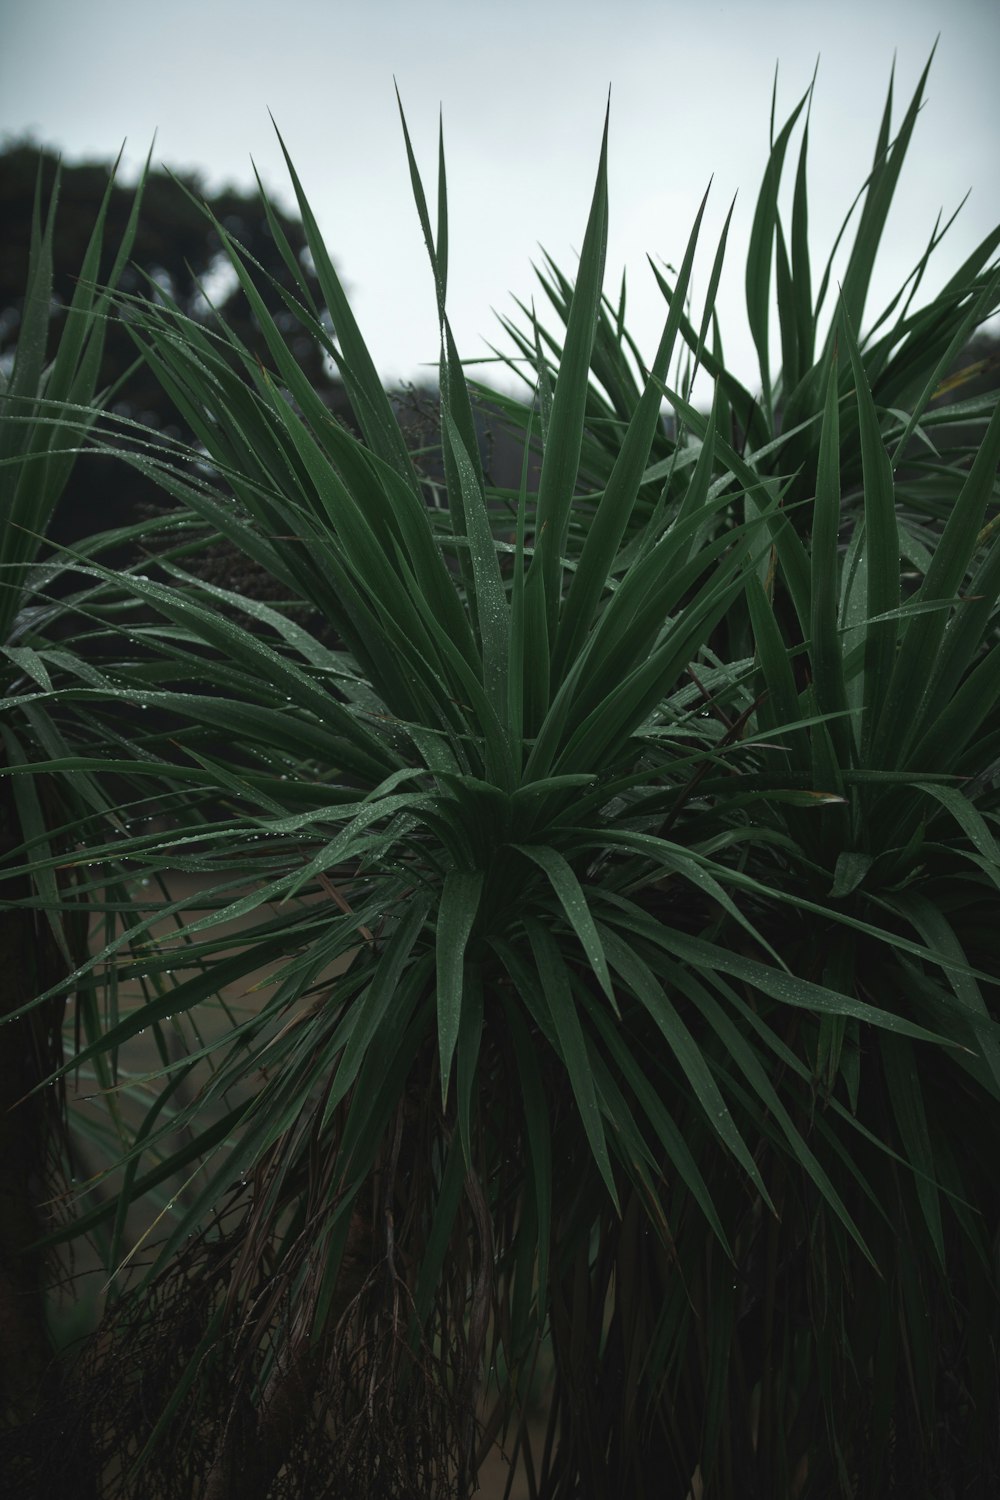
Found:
487,61 -> 1000,1494
1,54 -> 998,1500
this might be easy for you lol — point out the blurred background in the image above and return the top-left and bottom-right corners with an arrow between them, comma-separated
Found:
2,0 -> 997,403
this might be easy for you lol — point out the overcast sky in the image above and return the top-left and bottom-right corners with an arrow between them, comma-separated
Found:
1,0 -> 997,399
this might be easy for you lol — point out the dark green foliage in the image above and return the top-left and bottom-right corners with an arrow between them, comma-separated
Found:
1,54 -> 998,1500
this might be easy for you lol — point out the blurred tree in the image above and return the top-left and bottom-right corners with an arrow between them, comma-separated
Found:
0,141 -> 347,402
0,141 -> 356,551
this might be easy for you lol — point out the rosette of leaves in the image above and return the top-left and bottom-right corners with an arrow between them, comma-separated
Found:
4,69 -> 998,1500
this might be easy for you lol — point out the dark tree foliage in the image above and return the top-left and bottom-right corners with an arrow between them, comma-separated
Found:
0,141 -> 347,410
0,141 -> 357,552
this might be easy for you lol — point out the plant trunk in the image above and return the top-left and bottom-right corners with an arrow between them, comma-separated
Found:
0,773 -> 85,1478
0,903 -> 59,1420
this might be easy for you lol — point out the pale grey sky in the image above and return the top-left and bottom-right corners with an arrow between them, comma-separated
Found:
1,0 -> 997,399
